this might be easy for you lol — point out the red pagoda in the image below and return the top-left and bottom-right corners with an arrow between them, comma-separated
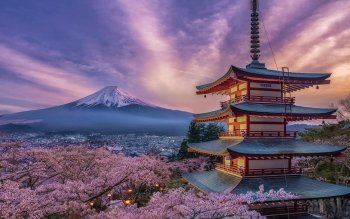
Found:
183,0 -> 350,217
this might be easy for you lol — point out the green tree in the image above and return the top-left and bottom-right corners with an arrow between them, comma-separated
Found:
187,122 -> 203,143
177,122 -> 224,159
202,123 -> 225,141
176,139 -> 198,160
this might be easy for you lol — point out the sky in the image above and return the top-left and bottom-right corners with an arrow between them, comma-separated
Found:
0,0 -> 350,114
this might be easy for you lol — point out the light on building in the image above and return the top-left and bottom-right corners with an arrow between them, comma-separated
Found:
123,199 -> 131,205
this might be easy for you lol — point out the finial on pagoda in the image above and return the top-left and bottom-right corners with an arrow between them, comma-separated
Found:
247,0 -> 266,69
250,0 -> 260,61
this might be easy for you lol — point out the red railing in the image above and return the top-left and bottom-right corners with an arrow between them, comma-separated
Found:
233,95 -> 295,104
216,163 -> 302,176
247,167 -> 302,176
219,130 -> 298,138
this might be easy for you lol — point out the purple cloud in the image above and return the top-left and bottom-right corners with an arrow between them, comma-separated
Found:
0,0 -> 349,114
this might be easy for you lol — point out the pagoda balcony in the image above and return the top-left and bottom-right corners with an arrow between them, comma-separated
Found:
219,130 -> 298,139
232,95 -> 295,104
215,163 -> 302,176
256,203 -> 308,216
215,163 -> 245,176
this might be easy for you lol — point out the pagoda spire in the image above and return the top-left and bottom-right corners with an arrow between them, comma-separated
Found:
250,0 -> 260,61
247,0 -> 265,69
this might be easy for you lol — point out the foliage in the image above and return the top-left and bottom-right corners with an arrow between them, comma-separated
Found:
100,186 -> 296,219
177,122 -> 224,159
338,94 -> 350,120
299,121 -> 350,143
176,139 -> 199,160
0,144 -> 171,218
0,144 -> 296,219
297,122 -> 350,184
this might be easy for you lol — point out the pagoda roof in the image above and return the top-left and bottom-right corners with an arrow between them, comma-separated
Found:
234,175 -> 350,200
227,139 -> 346,156
193,107 -> 231,122
196,65 -> 331,94
233,65 -> 331,81
231,102 -> 336,118
187,139 -> 346,156
187,139 -> 243,156
183,170 -> 350,200
182,170 -> 242,193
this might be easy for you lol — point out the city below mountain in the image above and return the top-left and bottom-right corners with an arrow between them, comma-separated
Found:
0,86 -> 193,135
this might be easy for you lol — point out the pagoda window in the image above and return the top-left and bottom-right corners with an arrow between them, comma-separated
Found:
249,116 -> 285,133
232,156 -> 245,168
224,155 -> 232,166
230,82 -> 247,100
249,158 -> 289,170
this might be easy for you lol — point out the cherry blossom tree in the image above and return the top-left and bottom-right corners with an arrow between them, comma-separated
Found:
0,144 -> 296,219
0,144 -> 171,218
101,186 -> 296,219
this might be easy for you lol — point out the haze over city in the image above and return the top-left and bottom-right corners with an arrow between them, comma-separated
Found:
1,0 -> 350,114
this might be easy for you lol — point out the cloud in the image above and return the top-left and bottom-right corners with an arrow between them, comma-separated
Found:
0,0 -> 350,114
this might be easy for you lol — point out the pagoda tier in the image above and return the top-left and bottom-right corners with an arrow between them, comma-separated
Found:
232,102 -> 336,120
196,65 -> 331,95
183,170 -> 350,200
193,107 -> 230,122
193,103 -> 336,123
187,139 -> 346,157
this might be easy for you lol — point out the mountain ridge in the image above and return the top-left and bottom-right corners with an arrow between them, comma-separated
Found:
0,86 -> 193,135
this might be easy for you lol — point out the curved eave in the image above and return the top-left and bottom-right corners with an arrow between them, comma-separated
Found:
233,65 -> 331,81
231,103 -> 337,119
196,67 -> 239,95
187,139 -> 243,156
234,175 -> 350,201
182,170 -> 242,194
227,139 -> 346,157
183,171 -> 350,200
193,107 -> 231,123
228,148 -> 346,157
187,146 -> 227,156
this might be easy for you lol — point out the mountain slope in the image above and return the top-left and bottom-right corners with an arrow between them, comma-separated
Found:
0,86 -> 193,135
72,86 -> 150,108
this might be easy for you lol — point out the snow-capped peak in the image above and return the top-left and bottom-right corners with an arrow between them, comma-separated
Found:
75,86 -> 150,108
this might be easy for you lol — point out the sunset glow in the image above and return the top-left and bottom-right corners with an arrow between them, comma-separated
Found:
0,0 -> 349,114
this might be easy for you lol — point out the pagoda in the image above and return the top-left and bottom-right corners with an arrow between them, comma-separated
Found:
183,0 -> 350,217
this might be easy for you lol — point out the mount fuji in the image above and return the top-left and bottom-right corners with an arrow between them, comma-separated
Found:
72,86 -> 151,109
0,86 -> 193,135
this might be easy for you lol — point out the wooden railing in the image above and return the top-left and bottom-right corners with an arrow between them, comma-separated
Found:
216,163 -> 302,176
215,163 -> 244,176
257,204 -> 308,216
219,130 -> 298,138
233,95 -> 295,104
219,130 -> 244,137
242,131 -> 298,138
247,167 -> 302,176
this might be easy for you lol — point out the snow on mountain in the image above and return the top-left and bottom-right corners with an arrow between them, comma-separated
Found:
74,86 -> 150,108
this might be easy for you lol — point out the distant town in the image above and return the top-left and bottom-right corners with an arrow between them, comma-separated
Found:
0,132 -> 184,157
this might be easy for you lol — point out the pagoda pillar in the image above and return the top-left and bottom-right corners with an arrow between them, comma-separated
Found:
245,157 -> 249,175
288,157 -> 291,173
330,198 -> 336,214
336,197 -> 342,216
247,81 -> 251,98
319,199 -> 325,215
